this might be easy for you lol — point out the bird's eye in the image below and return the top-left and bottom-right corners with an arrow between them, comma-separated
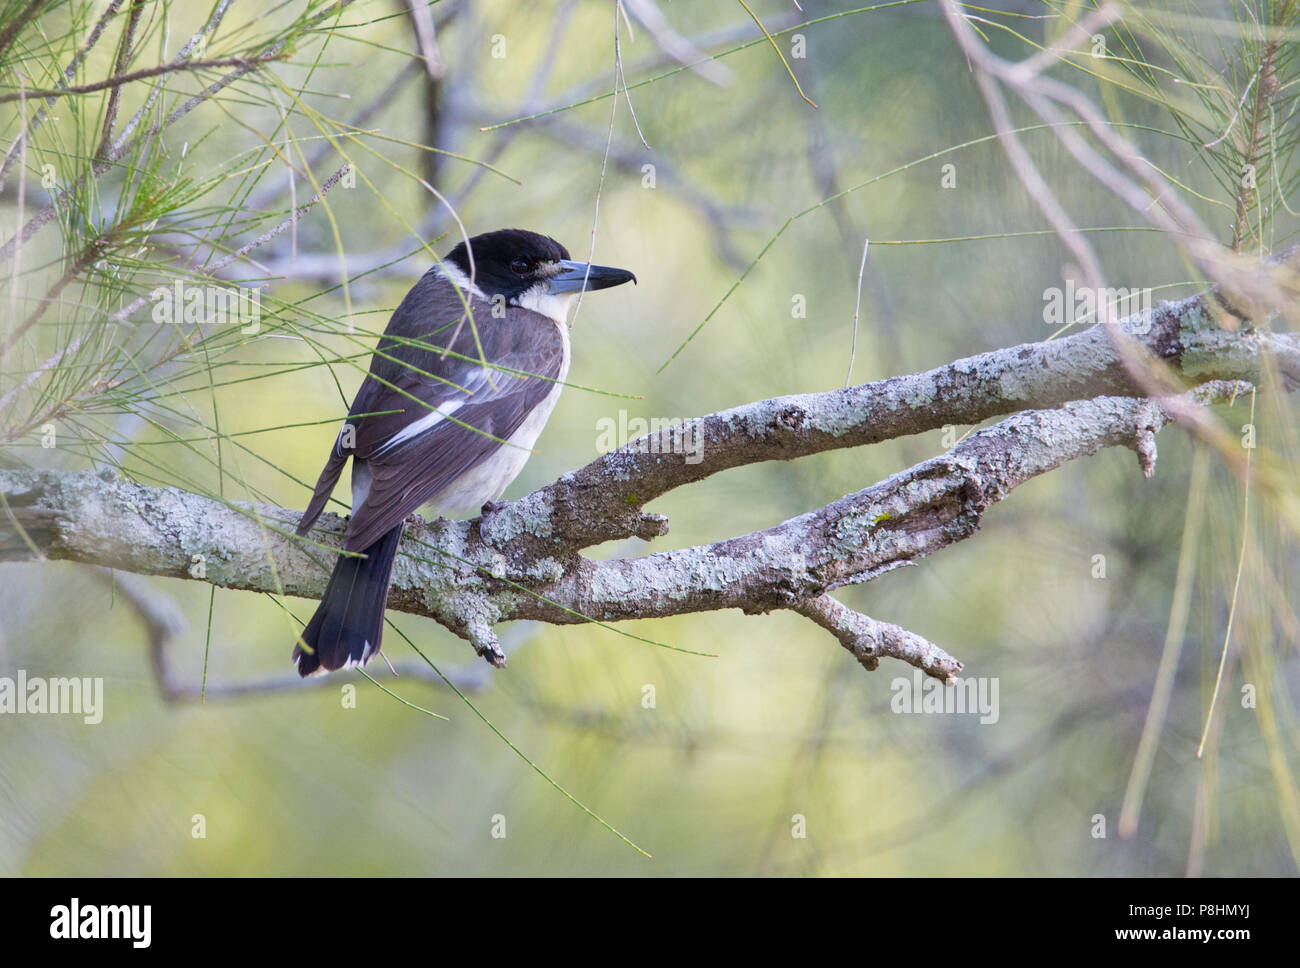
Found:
509,259 -> 529,275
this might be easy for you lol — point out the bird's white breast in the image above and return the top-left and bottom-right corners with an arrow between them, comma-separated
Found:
432,322 -> 571,517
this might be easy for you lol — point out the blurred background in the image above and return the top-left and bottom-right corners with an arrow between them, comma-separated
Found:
1,0 -> 1297,875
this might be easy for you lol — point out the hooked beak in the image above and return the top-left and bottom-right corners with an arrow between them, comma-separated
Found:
549,259 -> 637,294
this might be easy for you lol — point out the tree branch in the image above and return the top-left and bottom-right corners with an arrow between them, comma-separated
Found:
0,355 -> 1268,680
4,238 -> 1295,680
486,264 -> 1300,556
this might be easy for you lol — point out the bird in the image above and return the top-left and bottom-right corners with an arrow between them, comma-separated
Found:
291,228 -> 636,676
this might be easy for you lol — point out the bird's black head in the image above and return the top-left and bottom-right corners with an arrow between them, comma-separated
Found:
443,228 -> 635,315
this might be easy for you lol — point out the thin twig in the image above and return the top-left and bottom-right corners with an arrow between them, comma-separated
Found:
94,0 -> 145,158
735,0 -> 816,107
845,238 -> 868,388
0,53 -> 285,103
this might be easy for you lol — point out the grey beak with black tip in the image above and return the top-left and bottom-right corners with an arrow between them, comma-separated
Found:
550,259 -> 637,293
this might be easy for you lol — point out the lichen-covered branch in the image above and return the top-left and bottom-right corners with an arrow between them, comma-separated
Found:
489,267 -> 1299,557
0,359 -> 1261,679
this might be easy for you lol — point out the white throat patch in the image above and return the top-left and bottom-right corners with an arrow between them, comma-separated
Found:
516,284 -> 577,325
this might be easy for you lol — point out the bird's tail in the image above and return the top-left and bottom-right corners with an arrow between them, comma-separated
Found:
293,522 -> 404,676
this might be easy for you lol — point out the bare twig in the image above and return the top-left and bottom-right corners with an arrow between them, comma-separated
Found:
93,0 -> 145,158
621,0 -> 734,86
0,53 -> 285,103
845,238 -> 868,387
793,594 -> 963,680
406,0 -> 444,80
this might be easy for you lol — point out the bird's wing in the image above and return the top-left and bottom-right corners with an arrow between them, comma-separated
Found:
338,282 -> 566,551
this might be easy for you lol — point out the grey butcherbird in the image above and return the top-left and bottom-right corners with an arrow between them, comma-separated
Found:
292,228 -> 636,676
